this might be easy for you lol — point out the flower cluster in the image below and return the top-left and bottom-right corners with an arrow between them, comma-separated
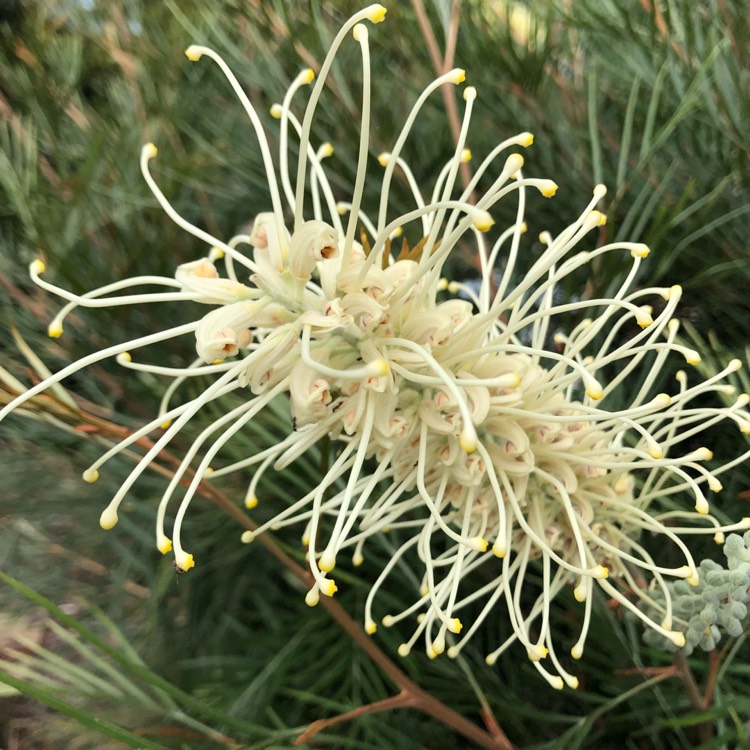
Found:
642,531 -> 750,656
3,4 -> 750,688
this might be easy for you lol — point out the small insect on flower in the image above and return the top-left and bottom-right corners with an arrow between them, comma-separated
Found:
2,3 -> 750,687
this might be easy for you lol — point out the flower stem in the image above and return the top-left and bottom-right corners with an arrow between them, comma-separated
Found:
293,691 -> 416,747
703,647 -> 720,709
673,652 -> 714,744
411,0 -> 474,195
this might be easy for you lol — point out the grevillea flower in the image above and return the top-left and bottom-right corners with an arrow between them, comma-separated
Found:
3,4 -> 750,688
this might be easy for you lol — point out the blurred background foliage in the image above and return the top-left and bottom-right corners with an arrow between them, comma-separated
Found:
1,0 -> 749,748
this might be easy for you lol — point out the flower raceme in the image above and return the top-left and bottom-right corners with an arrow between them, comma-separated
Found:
4,4 -> 750,688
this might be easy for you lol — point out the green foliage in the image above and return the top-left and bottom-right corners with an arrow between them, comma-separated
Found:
641,531 -> 750,655
1,1 -> 749,748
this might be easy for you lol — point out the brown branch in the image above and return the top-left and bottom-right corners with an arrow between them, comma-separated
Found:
638,0 -> 686,62
40,538 -> 149,600
411,0 -> 474,196
293,691 -> 416,746
618,651 -> 719,746
135,725 -> 235,746
444,0 -> 461,71
672,652 -> 714,744
702,648 -> 719,710
479,697 -> 509,744
614,665 -> 679,678
672,652 -> 704,711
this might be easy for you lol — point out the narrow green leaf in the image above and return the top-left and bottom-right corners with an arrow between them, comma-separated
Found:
640,61 -> 669,159
616,76 -> 641,191
0,570 -> 273,738
0,671 -> 164,749
587,64 -> 603,185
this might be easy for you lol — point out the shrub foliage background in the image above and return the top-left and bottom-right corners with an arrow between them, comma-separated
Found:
1,1 -> 749,748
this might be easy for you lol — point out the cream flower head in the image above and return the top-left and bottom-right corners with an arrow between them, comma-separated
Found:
4,4 -> 750,688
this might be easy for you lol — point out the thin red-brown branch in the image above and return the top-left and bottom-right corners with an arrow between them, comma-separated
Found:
293,691 -> 416,746
614,665 -> 679,678
673,652 -> 714,744
411,0 -> 473,196
702,648 -> 720,710
638,0 -> 686,61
